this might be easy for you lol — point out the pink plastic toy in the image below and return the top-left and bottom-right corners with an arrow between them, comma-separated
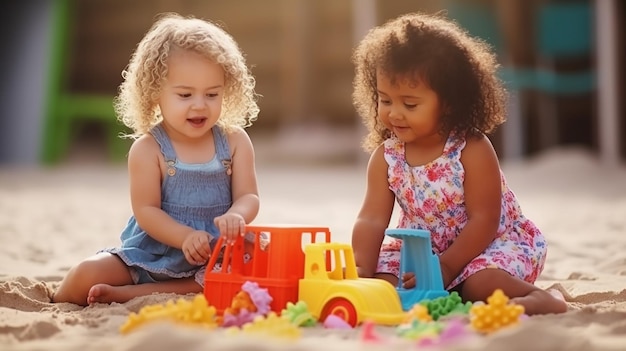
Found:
323,314 -> 352,329
222,281 -> 272,327
360,320 -> 384,343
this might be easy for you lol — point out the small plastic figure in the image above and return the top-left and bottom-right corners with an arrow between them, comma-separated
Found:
222,281 -> 272,327
323,315 -> 353,329
360,321 -> 384,343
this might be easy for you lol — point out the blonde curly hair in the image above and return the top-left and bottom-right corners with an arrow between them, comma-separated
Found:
352,12 -> 507,152
115,13 -> 260,138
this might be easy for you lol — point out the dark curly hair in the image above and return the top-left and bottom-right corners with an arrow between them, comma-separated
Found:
352,12 -> 507,152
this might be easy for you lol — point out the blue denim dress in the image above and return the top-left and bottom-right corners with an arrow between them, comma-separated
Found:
104,124 -> 231,286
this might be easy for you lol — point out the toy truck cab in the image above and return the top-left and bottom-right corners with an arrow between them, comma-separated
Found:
298,242 -> 405,327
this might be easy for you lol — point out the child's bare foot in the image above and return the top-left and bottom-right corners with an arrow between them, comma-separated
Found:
87,284 -> 131,305
510,288 -> 568,315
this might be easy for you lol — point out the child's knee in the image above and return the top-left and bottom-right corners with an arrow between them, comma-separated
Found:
54,262 -> 95,304
62,264 -> 91,292
73,259 -> 99,279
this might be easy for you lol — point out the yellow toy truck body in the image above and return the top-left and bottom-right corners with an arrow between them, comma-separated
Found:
298,242 -> 405,327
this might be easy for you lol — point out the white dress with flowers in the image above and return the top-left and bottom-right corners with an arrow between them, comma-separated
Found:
376,133 -> 546,289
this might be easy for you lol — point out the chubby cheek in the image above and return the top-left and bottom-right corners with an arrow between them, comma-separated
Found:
211,98 -> 223,111
377,107 -> 391,126
160,98 -> 186,113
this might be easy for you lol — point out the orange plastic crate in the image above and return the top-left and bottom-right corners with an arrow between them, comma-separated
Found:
204,225 -> 331,314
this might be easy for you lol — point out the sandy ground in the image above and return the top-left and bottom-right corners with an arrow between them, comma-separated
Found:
1,140 -> 626,350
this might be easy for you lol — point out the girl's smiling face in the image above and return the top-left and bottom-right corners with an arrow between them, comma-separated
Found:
158,48 -> 225,140
376,71 -> 445,146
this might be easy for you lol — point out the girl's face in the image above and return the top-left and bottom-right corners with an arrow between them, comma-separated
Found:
158,48 -> 225,140
376,72 -> 444,145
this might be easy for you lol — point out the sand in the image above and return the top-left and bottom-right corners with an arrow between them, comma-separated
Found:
1,144 -> 626,350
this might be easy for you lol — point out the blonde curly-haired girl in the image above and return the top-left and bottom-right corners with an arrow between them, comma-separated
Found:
53,13 -> 261,305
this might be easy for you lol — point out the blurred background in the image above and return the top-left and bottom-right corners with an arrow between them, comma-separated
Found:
0,0 -> 623,166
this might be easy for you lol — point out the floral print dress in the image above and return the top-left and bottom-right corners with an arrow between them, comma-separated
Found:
376,133 -> 546,290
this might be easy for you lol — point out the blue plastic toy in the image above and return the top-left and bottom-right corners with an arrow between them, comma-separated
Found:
385,228 -> 449,311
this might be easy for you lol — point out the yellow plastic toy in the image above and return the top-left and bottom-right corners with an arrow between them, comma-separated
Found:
404,304 -> 432,323
226,312 -> 301,340
469,289 -> 524,334
120,294 -> 218,334
298,242 -> 405,327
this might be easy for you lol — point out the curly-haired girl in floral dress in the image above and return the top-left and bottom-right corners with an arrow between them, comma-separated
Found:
350,12 -> 567,315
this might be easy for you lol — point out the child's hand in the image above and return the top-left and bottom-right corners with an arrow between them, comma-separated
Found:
401,272 -> 416,289
182,230 -> 212,265
214,213 -> 246,244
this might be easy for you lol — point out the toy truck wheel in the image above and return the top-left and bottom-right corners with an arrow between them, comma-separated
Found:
321,298 -> 358,327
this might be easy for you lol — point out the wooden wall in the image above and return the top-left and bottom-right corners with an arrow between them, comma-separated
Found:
616,1 -> 626,159
66,0 -> 442,130
62,0 -> 617,160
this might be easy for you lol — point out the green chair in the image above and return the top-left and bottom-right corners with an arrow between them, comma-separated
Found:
41,0 -> 129,164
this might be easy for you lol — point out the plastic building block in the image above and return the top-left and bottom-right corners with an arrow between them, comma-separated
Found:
419,291 -> 473,321
396,317 -> 473,346
119,294 -> 217,334
281,301 -> 316,327
404,304 -> 432,323
385,228 -> 449,310
414,318 -> 472,347
469,289 -> 524,334
438,318 -> 472,342
227,312 -> 301,340
396,319 -> 443,341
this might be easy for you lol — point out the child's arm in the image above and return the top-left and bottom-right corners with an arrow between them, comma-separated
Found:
213,127 -> 260,242
352,146 -> 395,278
128,135 -> 200,249
439,134 -> 502,286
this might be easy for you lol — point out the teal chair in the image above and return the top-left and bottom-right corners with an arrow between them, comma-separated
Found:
533,1 -> 595,94
445,0 -> 595,94
531,1 -> 595,149
444,0 -> 530,159
444,0 -> 595,154
41,0 -> 129,164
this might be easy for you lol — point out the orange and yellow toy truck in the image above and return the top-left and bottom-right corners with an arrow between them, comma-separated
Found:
204,225 -> 405,327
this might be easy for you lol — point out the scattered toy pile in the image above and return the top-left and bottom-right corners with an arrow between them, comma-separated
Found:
119,281 -> 526,345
